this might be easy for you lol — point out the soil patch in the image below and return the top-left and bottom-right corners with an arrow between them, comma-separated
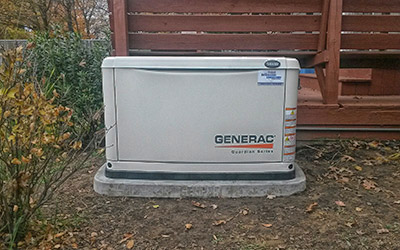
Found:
33,140 -> 400,249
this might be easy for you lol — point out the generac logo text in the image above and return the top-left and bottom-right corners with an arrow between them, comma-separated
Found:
215,134 -> 275,149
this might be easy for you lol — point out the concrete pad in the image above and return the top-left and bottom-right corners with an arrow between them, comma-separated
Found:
94,163 -> 306,198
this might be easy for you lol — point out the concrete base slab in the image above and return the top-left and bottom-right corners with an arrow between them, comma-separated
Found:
93,163 -> 306,198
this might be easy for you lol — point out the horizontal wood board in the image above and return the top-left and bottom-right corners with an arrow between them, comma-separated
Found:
342,15 -> 400,32
128,15 -> 321,32
127,0 -> 323,13
341,34 -> 400,50
343,0 -> 400,12
129,33 -> 319,50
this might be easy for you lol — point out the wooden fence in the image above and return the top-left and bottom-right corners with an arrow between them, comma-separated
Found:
0,39 -> 106,50
108,0 -> 400,106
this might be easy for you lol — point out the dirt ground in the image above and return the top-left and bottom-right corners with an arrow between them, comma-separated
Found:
32,140 -> 400,249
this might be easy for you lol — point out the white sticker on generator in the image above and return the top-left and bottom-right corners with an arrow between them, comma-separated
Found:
258,70 -> 285,86
285,120 -> 296,127
283,107 -> 297,162
284,135 -> 296,145
284,130 -> 296,137
285,109 -> 297,120
284,145 -> 296,154
283,153 -> 295,162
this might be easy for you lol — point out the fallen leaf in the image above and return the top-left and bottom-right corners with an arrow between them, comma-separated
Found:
119,233 -> 133,244
335,200 -> 346,207
356,230 -> 365,235
192,201 -> 206,209
394,200 -> 400,204
185,224 -> 192,230
345,222 -> 354,228
262,223 -> 273,228
126,239 -> 135,249
375,153 -> 389,164
383,147 -> 392,152
338,177 -> 350,184
240,208 -> 249,215
54,232 -> 65,238
306,202 -> 318,213
267,195 -> 276,200
362,160 -> 374,166
388,153 -> 400,161
71,243 -> 78,249
90,232 -> 98,244
355,207 -> 362,212
341,155 -> 355,162
377,228 -> 389,234
352,140 -> 361,148
362,180 -> 377,190
368,141 -> 379,148
47,233 -> 53,241
54,244 -> 61,249
213,220 -> 226,226
152,205 -> 159,209
354,165 -> 363,171
210,204 -> 218,209
13,205 -> 18,212
213,235 -> 218,241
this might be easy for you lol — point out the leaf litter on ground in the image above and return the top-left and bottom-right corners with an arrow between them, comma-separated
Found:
362,179 -> 377,190
377,228 -> 389,234
306,202 -> 318,213
341,155 -> 356,162
192,201 -> 206,209
119,233 -> 134,244
335,201 -> 346,207
240,208 -> 249,215
126,239 -> 134,249
210,204 -> 218,209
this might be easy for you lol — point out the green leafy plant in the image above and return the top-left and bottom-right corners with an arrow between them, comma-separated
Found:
25,30 -> 110,140
0,47 -> 97,249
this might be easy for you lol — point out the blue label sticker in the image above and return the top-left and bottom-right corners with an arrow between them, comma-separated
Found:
258,70 -> 285,86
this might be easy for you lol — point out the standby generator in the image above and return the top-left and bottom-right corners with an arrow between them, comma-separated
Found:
101,57 -> 300,181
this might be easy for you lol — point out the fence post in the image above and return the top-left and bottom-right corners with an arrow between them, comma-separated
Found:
324,0 -> 343,104
113,0 -> 129,56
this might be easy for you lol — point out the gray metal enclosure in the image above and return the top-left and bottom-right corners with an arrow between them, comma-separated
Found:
101,57 -> 300,180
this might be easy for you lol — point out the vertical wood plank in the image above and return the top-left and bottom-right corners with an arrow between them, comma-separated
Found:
113,0 -> 129,56
315,65 -> 327,100
315,0 -> 330,103
324,0 -> 343,104
317,0 -> 330,52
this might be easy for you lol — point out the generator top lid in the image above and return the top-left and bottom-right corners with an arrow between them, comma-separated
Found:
102,56 -> 300,70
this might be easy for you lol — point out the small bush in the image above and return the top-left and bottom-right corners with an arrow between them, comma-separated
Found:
0,47 -> 96,248
26,30 -> 110,139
